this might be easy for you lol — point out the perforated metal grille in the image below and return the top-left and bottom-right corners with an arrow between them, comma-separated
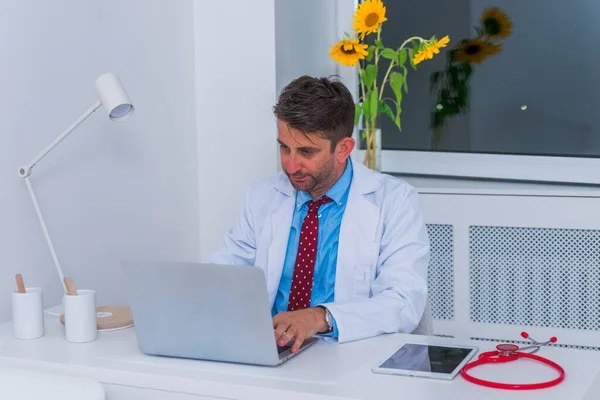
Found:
426,224 -> 454,320
471,337 -> 600,352
470,226 -> 600,331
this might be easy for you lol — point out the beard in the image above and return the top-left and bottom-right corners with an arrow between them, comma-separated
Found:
286,157 -> 336,195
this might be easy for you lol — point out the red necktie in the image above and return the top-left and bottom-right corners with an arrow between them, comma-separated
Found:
287,195 -> 332,311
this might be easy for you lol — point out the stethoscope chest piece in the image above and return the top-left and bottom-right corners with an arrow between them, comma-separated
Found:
496,343 -> 519,355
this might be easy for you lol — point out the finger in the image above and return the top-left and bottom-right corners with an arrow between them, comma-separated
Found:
278,326 -> 297,347
272,313 -> 284,328
291,331 -> 305,353
273,321 -> 290,342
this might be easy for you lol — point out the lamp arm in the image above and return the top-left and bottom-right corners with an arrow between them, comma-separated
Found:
19,100 -> 102,178
24,176 -> 68,293
18,100 -> 102,294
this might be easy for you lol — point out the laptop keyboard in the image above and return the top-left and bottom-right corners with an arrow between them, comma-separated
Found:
277,344 -> 293,354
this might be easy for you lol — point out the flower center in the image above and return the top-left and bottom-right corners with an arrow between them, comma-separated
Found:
483,18 -> 501,35
465,44 -> 482,55
341,45 -> 357,55
365,13 -> 379,27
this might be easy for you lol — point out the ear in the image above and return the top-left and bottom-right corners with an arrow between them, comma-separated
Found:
335,137 -> 355,163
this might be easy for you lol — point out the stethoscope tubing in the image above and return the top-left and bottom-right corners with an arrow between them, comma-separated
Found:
461,350 -> 566,390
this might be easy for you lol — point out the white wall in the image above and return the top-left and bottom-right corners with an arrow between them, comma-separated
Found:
0,0 -> 199,322
275,0 -> 338,94
196,0 -> 348,258
195,0 -> 278,259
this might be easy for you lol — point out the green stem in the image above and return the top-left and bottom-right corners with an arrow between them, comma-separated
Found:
372,29 -> 381,98
357,64 -> 367,103
367,118 -> 375,169
370,118 -> 377,169
358,64 -> 371,167
375,28 -> 382,65
379,60 -> 395,100
379,35 -> 418,102
399,36 -> 424,50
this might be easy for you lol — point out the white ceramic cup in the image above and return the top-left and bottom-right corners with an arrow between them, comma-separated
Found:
63,289 -> 97,343
11,287 -> 44,340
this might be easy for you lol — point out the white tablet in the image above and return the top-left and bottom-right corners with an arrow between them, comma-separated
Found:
372,343 -> 478,380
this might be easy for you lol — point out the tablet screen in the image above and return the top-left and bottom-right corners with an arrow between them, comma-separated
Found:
378,343 -> 474,374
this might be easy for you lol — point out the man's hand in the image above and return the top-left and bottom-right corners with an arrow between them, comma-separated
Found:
273,307 -> 328,353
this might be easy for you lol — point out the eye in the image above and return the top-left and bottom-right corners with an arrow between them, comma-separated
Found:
301,149 -> 314,156
279,144 -> 290,152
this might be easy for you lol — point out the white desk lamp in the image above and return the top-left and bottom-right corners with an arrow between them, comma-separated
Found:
19,72 -> 135,330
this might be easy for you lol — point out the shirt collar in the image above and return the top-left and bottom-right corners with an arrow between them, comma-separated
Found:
296,159 -> 353,207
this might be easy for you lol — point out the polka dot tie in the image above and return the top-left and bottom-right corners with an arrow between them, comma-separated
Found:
287,195 -> 332,312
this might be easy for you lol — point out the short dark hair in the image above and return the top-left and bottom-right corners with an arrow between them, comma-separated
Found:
273,75 -> 355,150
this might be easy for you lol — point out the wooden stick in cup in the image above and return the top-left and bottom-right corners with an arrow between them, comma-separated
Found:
15,274 -> 26,294
64,277 -> 77,296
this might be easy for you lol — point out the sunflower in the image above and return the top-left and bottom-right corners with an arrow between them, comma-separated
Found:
352,0 -> 388,40
329,39 -> 369,67
412,35 -> 450,66
480,7 -> 513,39
453,38 -> 502,64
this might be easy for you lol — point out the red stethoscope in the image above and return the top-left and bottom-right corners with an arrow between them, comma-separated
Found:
460,332 -> 565,390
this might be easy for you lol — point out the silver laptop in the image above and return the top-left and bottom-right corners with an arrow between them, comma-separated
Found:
121,260 -> 318,366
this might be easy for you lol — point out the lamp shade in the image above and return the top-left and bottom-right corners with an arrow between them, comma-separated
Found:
94,73 -> 134,122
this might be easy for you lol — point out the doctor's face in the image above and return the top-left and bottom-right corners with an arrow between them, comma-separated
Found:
277,120 -> 353,199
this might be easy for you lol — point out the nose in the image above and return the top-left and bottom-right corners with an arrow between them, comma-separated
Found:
284,153 -> 301,175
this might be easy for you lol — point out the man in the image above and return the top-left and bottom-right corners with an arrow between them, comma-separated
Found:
207,75 -> 431,352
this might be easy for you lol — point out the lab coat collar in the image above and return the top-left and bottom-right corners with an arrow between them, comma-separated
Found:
275,171 -> 295,197
349,156 -> 381,195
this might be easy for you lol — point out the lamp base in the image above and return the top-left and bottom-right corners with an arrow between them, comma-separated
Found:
60,305 -> 134,331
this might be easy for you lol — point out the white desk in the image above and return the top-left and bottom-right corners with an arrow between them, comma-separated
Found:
0,315 -> 599,400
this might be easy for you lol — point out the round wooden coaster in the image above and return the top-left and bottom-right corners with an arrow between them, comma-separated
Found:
60,305 -> 134,331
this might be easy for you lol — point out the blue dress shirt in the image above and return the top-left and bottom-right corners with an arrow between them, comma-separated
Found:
272,160 -> 353,337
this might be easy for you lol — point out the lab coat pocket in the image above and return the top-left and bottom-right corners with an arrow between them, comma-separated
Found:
353,264 -> 371,298
352,243 -> 379,298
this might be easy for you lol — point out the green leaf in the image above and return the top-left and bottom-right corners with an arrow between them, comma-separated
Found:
362,93 -> 372,120
411,43 -> 420,71
407,48 -> 416,71
363,64 -> 377,89
403,66 -> 409,93
398,49 -> 407,65
390,72 -> 404,131
381,48 -> 398,63
461,62 -> 473,78
354,102 -> 363,126
366,45 -> 376,62
390,71 -> 404,100
379,100 -> 394,122
449,65 -> 459,83
369,90 -> 378,120
375,40 -> 384,49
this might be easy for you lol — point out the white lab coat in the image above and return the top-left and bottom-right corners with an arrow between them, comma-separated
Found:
206,157 -> 430,343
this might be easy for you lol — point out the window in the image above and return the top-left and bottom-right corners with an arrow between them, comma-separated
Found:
340,0 -> 600,184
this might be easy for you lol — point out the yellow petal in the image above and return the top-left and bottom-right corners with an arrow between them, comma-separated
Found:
437,35 -> 450,47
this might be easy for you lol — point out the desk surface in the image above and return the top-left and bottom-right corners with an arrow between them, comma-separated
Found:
0,315 -> 599,400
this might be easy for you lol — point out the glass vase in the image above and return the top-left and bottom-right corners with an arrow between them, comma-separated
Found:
358,127 -> 382,172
